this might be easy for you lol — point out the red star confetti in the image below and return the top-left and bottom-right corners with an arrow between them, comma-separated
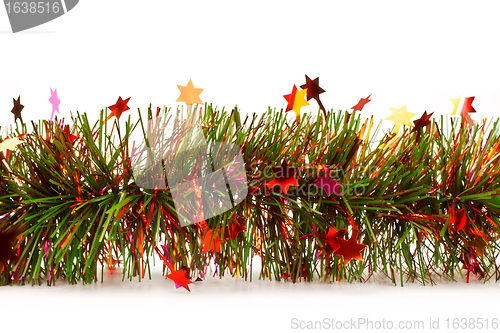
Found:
202,228 -> 223,254
267,159 -> 299,195
461,96 -> 476,116
225,218 -> 246,240
105,96 -> 131,123
62,125 -> 78,144
449,207 -> 469,233
351,94 -> 372,112
284,85 -> 309,118
167,267 -> 193,292
319,227 -> 345,254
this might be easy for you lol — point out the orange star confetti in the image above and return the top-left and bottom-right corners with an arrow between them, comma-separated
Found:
176,79 -> 204,106
335,229 -> 367,264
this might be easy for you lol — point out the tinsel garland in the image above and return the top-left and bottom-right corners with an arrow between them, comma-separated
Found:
1,104 -> 500,288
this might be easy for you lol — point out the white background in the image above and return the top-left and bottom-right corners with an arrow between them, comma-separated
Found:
1,1 -> 500,332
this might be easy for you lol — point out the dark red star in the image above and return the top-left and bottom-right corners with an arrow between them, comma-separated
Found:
351,94 -> 372,112
106,96 -> 131,122
11,96 -> 24,125
412,111 -> 433,132
267,159 -> 299,195
411,111 -> 434,140
0,230 -> 18,264
300,75 -> 326,117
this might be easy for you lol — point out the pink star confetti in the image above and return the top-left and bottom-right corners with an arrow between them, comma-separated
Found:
49,88 -> 61,121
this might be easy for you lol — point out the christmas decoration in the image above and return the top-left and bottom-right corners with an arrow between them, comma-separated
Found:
385,104 -> 417,134
461,96 -> 476,115
450,96 -> 461,115
351,94 -> 372,112
0,86 -> 499,290
105,96 -> 131,123
11,96 -> 24,125
176,79 -> 203,106
49,88 -> 61,122
0,136 -> 24,153
267,159 -> 299,195
314,168 -> 342,196
300,75 -> 326,117
284,85 -> 309,118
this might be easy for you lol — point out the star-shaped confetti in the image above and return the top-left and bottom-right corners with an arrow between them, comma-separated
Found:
300,75 -> 326,117
11,96 -> 24,125
411,111 -> 434,140
167,267 -> 193,292
449,207 -> 469,233
319,227 -> 345,254
468,232 -> 487,257
202,228 -> 223,254
284,85 -> 309,118
105,96 -> 131,123
351,94 -> 372,112
450,96 -> 461,115
49,88 -> 61,121
0,229 -> 18,264
176,79 -> 203,106
335,229 -> 367,264
224,218 -> 246,240
267,159 -> 299,195
461,96 -> 476,115
385,104 -> 417,134
62,125 -> 78,144
0,136 -> 24,153
314,168 -> 342,196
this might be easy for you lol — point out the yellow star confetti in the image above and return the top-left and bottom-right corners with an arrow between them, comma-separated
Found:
0,136 -> 24,153
385,104 -> 417,134
450,96 -> 461,115
292,88 -> 309,118
176,79 -> 203,106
